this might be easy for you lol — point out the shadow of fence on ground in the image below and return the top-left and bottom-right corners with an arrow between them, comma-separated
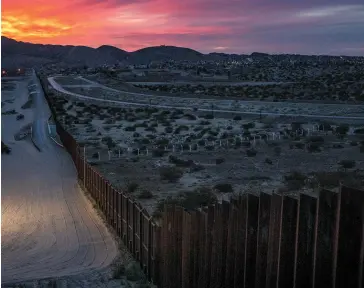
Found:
39,74 -> 364,288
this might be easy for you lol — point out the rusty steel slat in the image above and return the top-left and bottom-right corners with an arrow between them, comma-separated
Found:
175,206 -> 184,288
244,194 -> 259,288
255,193 -> 272,288
135,206 -> 142,262
265,193 -> 283,288
336,186 -> 364,288
129,199 -> 136,255
277,196 -> 298,288
197,210 -> 208,288
117,192 -> 122,237
151,223 -> 161,285
233,195 -> 248,288
210,204 -> 220,288
122,194 -> 128,244
224,203 -> 238,288
219,201 -> 230,287
206,206 -> 216,287
295,193 -> 317,288
141,212 -> 150,276
182,211 -> 192,288
314,189 -> 340,288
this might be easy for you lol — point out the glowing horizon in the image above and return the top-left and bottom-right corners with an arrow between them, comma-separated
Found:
2,0 -> 364,55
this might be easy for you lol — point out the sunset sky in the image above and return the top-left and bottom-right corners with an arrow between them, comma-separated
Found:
2,0 -> 364,55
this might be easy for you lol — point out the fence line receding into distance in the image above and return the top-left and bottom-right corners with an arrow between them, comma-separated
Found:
39,74 -> 364,288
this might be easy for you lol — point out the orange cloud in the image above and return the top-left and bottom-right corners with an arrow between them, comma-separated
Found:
2,15 -> 73,40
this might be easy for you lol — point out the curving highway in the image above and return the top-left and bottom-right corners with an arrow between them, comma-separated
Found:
1,71 -> 117,284
48,76 -> 364,120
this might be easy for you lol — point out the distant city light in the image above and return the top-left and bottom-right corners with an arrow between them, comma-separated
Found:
2,70 -> 6,75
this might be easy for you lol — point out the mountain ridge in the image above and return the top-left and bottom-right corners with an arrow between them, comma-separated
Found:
2,36 -> 354,69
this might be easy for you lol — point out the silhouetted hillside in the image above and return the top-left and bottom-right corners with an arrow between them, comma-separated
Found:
1,36 -> 277,68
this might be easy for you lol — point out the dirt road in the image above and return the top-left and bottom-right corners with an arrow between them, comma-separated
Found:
1,72 -> 118,284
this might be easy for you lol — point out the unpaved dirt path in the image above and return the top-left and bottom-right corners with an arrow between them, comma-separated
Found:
1,72 -> 118,284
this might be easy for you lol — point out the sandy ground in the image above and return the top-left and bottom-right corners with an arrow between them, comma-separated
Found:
1,74 -> 122,286
45,93 -> 364,215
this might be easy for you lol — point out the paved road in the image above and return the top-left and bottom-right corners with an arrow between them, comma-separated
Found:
48,76 -> 364,120
1,72 -> 117,284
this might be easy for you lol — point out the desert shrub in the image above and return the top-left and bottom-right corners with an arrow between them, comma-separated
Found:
339,160 -> 356,171
265,158 -> 273,165
175,125 -> 189,134
246,149 -> 257,157
307,136 -> 324,143
76,102 -> 85,107
161,110 -> 171,115
284,171 -> 306,190
198,139 -> 206,146
21,99 -> 33,109
189,163 -> 205,172
335,124 -> 349,135
205,145 -> 214,151
103,118 -> 113,124
214,183 -> 233,193
242,122 -> 255,130
133,132 -> 140,138
125,126 -> 136,132
216,158 -> 225,165
2,142 -> 11,154
160,167 -> 184,182
274,146 -> 282,156
141,138 -> 150,144
156,138 -> 169,145
307,143 -> 321,152
126,182 -> 139,193
354,128 -> 364,134
169,155 -> 194,167
138,190 -> 154,199
200,120 -> 211,125
152,149 -> 166,157
202,114 -> 214,119
113,263 -> 125,279
308,171 -> 363,189
2,109 -> 17,115
154,187 -> 217,217
294,142 -> 305,149
233,115 -> 242,121
220,132 -> 228,139
125,262 -> 144,281
226,126 -> 233,130
135,122 -> 149,128
16,114 -> 24,120
332,144 -> 344,149
165,126 -> 173,133
291,121 -> 303,131
184,113 -> 197,120
208,130 -> 219,137
145,127 -> 157,132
